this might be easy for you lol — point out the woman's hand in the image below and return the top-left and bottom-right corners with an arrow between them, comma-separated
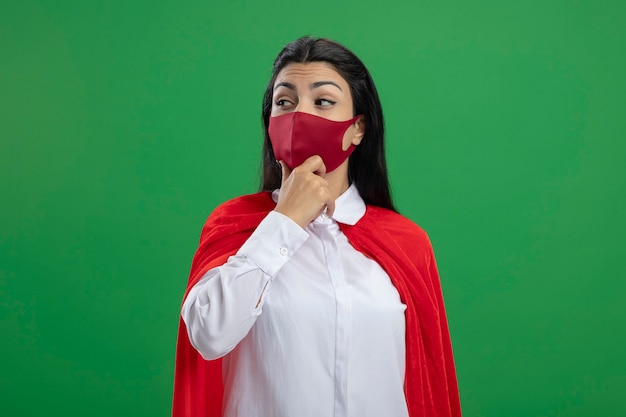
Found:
274,155 -> 336,229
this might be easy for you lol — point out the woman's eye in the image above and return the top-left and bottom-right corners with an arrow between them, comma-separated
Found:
315,98 -> 336,106
275,99 -> 293,107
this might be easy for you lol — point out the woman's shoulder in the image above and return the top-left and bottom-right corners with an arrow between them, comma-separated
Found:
361,205 -> 432,247
203,192 -> 276,227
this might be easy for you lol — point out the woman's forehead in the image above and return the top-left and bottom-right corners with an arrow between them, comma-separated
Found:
274,62 -> 347,86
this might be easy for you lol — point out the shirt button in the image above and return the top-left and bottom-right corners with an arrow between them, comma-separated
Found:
279,247 -> 288,256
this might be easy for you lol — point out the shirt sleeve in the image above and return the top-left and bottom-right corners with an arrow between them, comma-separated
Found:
181,210 -> 309,360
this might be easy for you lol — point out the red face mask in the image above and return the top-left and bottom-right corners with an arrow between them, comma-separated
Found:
268,112 -> 362,172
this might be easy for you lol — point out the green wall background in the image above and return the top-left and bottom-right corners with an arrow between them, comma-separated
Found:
2,1 -> 624,416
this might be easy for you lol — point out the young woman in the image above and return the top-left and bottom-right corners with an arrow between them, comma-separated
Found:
172,36 -> 462,417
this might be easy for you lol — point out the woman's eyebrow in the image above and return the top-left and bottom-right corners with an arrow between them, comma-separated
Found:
311,81 -> 342,91
274,82 -> 295,91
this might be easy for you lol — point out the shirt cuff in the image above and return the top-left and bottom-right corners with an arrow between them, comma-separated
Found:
237,211 -> 309,277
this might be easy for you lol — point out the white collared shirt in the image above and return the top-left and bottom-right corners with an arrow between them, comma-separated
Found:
182,184 -> 408,417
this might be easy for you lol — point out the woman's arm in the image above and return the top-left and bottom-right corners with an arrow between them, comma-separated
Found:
181,210 -> 309,360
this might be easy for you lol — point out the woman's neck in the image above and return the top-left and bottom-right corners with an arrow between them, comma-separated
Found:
325,160 -> 350,200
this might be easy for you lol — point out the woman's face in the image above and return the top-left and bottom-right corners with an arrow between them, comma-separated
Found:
271,62 -> 354,122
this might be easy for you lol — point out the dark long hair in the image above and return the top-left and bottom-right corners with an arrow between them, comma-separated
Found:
260,36 -> 396,212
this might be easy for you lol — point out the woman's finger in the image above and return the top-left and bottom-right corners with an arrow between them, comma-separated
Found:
299,155 -> 327,178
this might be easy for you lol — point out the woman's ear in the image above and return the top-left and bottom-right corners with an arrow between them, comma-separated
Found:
351,116 -> 366,146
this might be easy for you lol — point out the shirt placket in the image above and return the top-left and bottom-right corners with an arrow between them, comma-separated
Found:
314,219 -> 351,417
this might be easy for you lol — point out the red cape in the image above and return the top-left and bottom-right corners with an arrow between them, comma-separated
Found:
172,192 -> 462,417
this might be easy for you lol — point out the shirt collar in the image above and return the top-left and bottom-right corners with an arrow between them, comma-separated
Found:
271,183 -> 366,226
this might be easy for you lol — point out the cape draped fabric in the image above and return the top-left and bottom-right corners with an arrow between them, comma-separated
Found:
172,192 -> 462,417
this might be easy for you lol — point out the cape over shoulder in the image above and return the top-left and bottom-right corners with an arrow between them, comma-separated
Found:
208,192 -> 275,219
359,205 -> 430,243
185,192 -> 276,293
341,204 -> 434,271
